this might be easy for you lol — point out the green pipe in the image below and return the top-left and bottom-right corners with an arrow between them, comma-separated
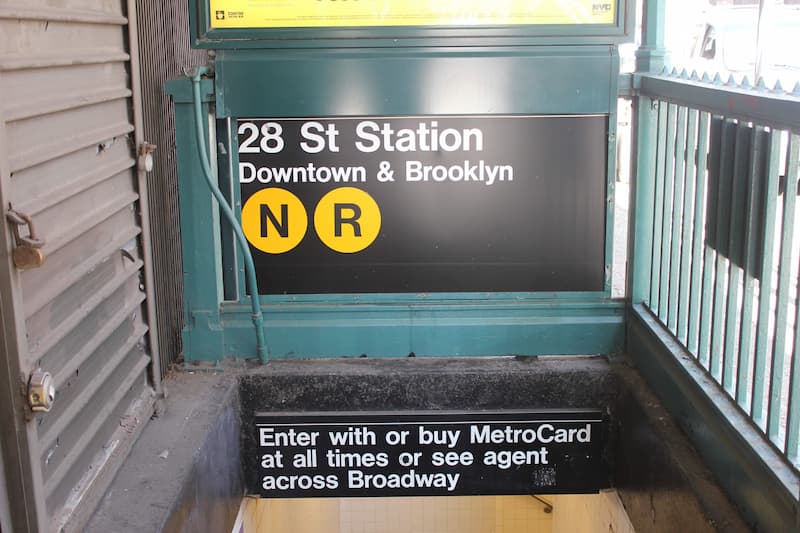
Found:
190,67 -> 268,364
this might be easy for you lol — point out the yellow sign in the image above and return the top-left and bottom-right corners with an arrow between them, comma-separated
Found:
314,188 -> 382,254
242,188 -> 308,254
209,1 -> 616,29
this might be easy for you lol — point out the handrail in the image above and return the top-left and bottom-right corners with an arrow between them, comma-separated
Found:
635,69 -> 800,132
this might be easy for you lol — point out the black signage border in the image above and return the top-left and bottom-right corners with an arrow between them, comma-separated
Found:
236,114 -> 608,295
248,410 -> 609,498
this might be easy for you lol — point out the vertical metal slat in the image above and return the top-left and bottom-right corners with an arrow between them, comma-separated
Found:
736,126 -> 768,408
752,132 -> 784,427
768,136 -> 800,443
709,119 -> 737,380
667,105 -> 688,332
687,112 -> 711,356
698,116 -> 724,369
677,108 -> 699,344
650,101 -> 669,311
658,103 -> 678,322
722,124 -> 753,393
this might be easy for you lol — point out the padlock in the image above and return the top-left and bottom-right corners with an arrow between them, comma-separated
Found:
13,245 -> 46,270
6,208 -> 46,270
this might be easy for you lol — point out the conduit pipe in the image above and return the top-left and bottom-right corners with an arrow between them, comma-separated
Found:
189,67 -> 268,363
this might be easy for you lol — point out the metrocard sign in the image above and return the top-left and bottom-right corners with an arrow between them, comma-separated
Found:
209,0 -> 616,29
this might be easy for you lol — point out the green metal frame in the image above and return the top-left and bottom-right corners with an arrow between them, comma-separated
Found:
170,85 -> 626,360
169,40 -> 626,360
188,0 -> 634,49
169,0 -> 637,361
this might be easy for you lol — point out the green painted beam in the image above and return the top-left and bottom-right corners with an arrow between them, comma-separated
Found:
215,47 -> 617,118
220,300 -> 625,359
167,78 -> 227,360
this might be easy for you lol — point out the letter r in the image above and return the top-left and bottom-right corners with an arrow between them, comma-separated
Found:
334,203 -> 362,237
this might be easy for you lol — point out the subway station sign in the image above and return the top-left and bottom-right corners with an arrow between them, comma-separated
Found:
250,410 -> 607,498
237,115 -> 607,294
210,0 -> 616,29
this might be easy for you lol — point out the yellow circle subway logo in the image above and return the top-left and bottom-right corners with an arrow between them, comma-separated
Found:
241,188 -> 308,254
314,188 -> 382,254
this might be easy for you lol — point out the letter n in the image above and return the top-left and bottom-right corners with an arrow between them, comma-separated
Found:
261,204 -> 289,238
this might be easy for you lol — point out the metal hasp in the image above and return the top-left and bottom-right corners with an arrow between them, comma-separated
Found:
169,1 -> 634,362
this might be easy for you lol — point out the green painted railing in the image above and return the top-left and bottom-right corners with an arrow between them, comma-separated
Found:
633,69 -> 800,470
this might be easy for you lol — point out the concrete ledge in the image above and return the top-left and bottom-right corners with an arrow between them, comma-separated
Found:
614,364 -> 752,533
627,305 -> 798,532
85,370 -> 243,533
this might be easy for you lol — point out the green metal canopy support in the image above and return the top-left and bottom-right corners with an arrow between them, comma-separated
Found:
168,78 -> 226,361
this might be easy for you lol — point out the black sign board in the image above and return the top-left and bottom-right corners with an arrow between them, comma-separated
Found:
249,410 -> 608,498
237,115 -> 608,294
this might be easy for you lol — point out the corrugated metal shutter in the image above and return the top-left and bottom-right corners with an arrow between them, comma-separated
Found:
0,1 -> 157,531
136,1 -> 208,375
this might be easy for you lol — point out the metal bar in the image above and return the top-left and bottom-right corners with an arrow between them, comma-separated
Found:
14,152 -> 135,218
604,59 -> 620,296
709,119 -> 737,380
8,121 -> 134,174
630,96 -> 660,305
0,51 -> 131,73
529,495 -> 553,513
698,116 -> 724,368
43,355 -> 150,495
678,108 -> 699,344
650,101 -> 668,309
752,131 -> 784,426
687,112 -> 711,356
0,6 -> 128,25
786,137 -> 800,461
27,259 -> 143,362
722,124 -> 753,393
658,103 -> 678,322
3,88 -> 133,123
736,127 -> 768,408
768,136 -> 800,442
0,83 -> 49,533
126,0 -> 162,394
635,0 -> 667,73
38,191 -> 139,255
786,256 -> 800,464
637,74 -> 800,133
51,291 -> 146,389
668,105 -> 688,332
40,322 -> 149,451
23,222 -> 140,320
